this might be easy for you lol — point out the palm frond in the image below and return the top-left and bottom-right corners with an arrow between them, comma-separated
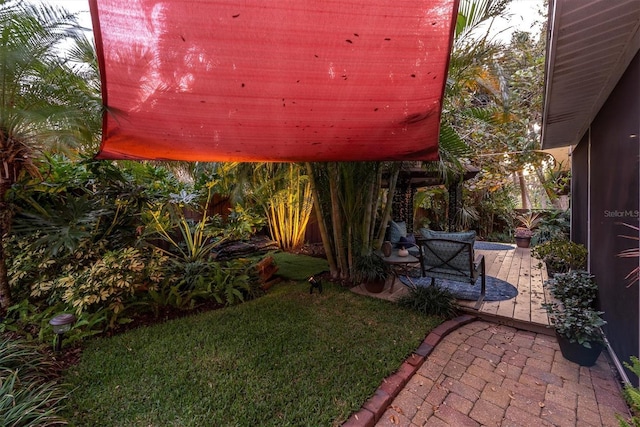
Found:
618,223 -> 640,285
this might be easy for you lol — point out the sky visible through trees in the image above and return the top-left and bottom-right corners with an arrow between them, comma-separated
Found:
41,0 -> 544,44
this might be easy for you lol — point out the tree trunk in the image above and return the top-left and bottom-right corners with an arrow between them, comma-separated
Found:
361,164 -> 382,254
375,164 -> 401,248
328,163 -> 347,279
0,183 -> 12,316
305,163 -> 338,278
0,235 -> 10,316
517,170 -> 531,209
535,166 -> 555,207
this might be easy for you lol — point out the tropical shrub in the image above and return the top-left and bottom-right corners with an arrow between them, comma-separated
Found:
543,303 -> 606,348
142,184 -> 263,314
515,211 -> 542,232
352,253 -> 390,284
225,204 -> 266,241
144,182 -> 263,261
33,246 -> 166,315
10,156 -> 180,254
8,159 -> 265,339
0,299 -> 64,341
206,258 -> 256,304
148,258 -> 256,316
542,164 -> 570,198
0,299 -> 107,348
470,186 -> 516,240
543,269 -> 605,349
246,163 -> 313,251
8,156 -> 181,297
532,209 -> 570,245
0,0 -> 103,315
17,240 -> 167,328
531,238 -> 587,275
415,186 -> 449,231
544,270 -> 598,308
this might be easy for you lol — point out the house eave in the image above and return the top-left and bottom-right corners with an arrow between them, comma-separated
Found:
541,0 -> 640,149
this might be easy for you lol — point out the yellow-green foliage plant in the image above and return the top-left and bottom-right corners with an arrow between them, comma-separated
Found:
29,241 -> 167,326
267,167 -> 313,251
250,164 -> 313,251
145,182 -> 227,262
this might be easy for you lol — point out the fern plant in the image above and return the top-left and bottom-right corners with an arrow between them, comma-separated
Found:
618,356 -> 640,426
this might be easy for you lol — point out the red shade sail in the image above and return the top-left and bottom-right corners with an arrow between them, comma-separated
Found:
91,0 -> 458,162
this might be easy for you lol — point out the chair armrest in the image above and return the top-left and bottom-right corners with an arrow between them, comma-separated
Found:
474,253 -> 484,270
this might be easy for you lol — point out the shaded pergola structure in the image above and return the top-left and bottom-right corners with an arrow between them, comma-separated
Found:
384,162 -> 479,233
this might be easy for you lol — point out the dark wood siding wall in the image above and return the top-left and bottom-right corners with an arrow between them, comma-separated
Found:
571,133 -> 589,247
577,52 -> 640,383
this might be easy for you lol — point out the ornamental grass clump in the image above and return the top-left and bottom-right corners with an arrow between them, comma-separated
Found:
0,337 -> 67,426
397,285 -> 459,319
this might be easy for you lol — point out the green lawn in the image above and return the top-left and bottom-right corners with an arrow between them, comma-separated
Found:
64,280 -> 439,426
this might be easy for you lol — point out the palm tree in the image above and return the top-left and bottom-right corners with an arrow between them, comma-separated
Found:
306,161 -> 393,280
0,1 -> 100,314
303,0 -> 513,280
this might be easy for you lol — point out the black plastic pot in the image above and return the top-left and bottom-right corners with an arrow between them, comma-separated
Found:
556,332 -> 604,366
364,279 -> 386,294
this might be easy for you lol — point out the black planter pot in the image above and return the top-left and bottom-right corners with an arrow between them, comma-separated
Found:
364,279 -> 386,294
555,332 -> 604,366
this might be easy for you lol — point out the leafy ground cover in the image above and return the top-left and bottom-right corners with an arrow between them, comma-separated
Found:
64,280 -> 439,426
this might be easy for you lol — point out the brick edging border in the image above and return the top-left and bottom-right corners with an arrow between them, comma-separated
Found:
342,314 -> 477,427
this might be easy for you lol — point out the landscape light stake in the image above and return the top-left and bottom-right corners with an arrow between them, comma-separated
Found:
49,313 -> 76,352
308,276 -> 322,294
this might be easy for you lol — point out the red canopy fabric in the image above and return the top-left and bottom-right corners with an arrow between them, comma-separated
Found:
91,0 -> 458,162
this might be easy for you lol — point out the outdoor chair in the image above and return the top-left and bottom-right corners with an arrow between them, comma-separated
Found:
416,229 -> 486,309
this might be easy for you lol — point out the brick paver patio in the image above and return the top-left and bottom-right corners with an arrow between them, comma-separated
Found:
376,320 -> 630,427
344,318 -> 632,426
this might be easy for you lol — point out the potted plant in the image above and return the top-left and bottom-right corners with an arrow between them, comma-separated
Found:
544,269 -> 597,305
353,252 -> 390,293
543,270 -> 607,366
543,303 -> 606,366
531,238 -> 587,276
514,211 -> 541,248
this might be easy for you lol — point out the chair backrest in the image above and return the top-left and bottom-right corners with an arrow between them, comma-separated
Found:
418,229 -> 476,274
